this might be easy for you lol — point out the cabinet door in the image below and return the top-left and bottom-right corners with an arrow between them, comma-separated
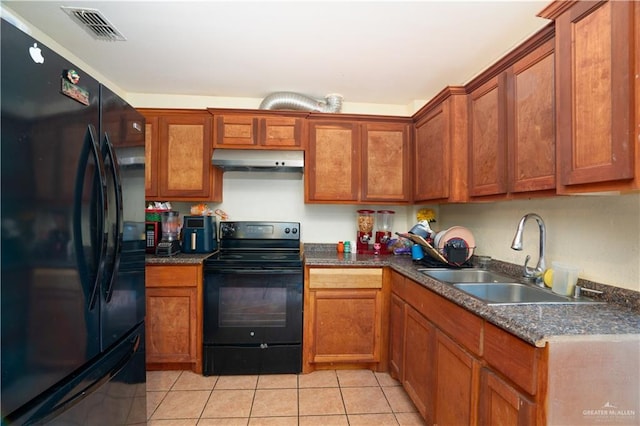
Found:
309,288 -> 381,364
361,122 -> 410,202
157,113 -> 216,199
389,293 -> 405,380
144,115 -> 158,198
402,304 -> 435,422
554,1 -> 635,189
468,75 -> 508,197
214,114 -> 304,148
214,114 -> 258,146
412,88 -> 468,203
507,37 -> 556,193
146,286 -> 197,364
479,369 -> 536,426
262,116 -> 304,148
433,330 -> 480,426
414,103 -> 450,201
306,121 -> 360,202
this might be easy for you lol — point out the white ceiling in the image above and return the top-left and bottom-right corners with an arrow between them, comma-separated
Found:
2,1 -> 551,108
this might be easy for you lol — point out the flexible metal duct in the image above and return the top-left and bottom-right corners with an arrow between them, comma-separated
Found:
259,92 -> 343,113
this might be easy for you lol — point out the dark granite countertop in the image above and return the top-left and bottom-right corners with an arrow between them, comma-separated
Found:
145,252 -> 213,265
303,245 -> 640,347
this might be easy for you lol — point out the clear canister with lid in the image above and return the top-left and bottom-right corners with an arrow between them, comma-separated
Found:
356,209 -> 375,253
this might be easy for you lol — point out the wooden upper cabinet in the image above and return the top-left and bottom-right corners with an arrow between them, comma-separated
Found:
144,115 -> 158,198
159,113 -> 212,199
306,120 -> 360,202
467,74 -> 508,197
211,110 -> 306,149
214,114 -> 257,146
507,36 -> 556,193
140,109 -> 222,201
413,87 -> 468,203
539,0 -> 638,193
466,24 -> 556,199
306,116 -> 412,204
361,122 -> 411,202
262,116 -> 305,148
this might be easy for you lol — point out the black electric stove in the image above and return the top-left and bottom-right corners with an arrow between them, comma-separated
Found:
203,221 -> 303,375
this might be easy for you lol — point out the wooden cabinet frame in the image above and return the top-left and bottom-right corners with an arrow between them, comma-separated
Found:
412,87 -> 468,203
540,0 -> 639,193
140,109 -> 222,202
210,109 -> 307,149
145,264 -> 203,373
465,24 -> 556,200
303,267 -> 390,373
389,270 -> 544,424
306,117 -> 412,204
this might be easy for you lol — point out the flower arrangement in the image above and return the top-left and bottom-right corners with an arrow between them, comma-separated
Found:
416,208 -> 436,223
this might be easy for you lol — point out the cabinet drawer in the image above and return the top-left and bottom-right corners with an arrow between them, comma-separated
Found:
309,268 -> 382,289
146,265 -> 200,287
390,270 -> 407,296
484,322 -> 540,395
404,278 -> 483,356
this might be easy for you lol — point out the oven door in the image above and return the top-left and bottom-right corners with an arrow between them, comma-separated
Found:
203,268 -> 302,345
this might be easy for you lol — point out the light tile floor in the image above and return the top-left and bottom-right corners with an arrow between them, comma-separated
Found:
146,369 -> 426,425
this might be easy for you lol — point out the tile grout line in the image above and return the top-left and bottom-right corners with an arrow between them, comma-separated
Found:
146,370 -> 183,422
197,374 -> 218,422
148,370 -> 417,424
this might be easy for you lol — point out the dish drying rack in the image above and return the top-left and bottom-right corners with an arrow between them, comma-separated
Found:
401,232 -> 475,267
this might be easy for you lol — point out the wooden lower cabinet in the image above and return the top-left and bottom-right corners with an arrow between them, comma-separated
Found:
388,293 -> 405,379
389,270 -> 544,425
480,369 -> 536,425
145,264 -> 203,373
433,330 -> 480,426
402,304 -> 434,421
303,267 -> 388,373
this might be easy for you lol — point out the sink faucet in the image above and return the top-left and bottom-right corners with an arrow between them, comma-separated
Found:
510,213 -> 547,285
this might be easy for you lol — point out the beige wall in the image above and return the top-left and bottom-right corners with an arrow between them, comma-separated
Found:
168,173 -> 639,291
127,93 -> 419,116
438,194 -> 640,292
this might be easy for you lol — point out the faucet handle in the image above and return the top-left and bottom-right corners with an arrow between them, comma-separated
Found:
522,255 -> 534,277
522,255 -> 544,286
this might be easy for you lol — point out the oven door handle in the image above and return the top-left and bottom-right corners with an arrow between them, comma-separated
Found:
206,268 -> 302,274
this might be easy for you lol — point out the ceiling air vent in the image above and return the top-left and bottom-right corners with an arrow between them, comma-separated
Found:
61,6 -> 126,41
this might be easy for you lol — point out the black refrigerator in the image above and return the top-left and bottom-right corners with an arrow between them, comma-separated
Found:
1,18 -> 147,425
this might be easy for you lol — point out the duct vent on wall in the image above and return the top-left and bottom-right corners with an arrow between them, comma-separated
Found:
61,6 -> 126,41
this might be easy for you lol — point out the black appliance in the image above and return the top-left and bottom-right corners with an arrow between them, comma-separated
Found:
1,19 -> 146,424
203,221 -> 303,375
182,215 -> 217,254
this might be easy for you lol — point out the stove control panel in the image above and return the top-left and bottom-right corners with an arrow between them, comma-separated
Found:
219,221 -> 300,240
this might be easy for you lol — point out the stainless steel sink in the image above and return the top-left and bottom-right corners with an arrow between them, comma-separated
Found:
452,282 -> 601,305
419,268 -> 514,284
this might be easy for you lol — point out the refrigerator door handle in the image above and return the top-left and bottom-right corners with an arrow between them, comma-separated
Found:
16,331 -> 141,426
102,132 -> 123,303
73,124 -> 108,311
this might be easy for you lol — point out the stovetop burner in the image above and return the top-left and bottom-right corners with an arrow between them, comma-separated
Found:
205,221 -> 302,269
209,250 -> 301,261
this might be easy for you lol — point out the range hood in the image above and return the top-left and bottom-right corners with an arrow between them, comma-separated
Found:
211,149 -> 304,173
117,155 -> 145,169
